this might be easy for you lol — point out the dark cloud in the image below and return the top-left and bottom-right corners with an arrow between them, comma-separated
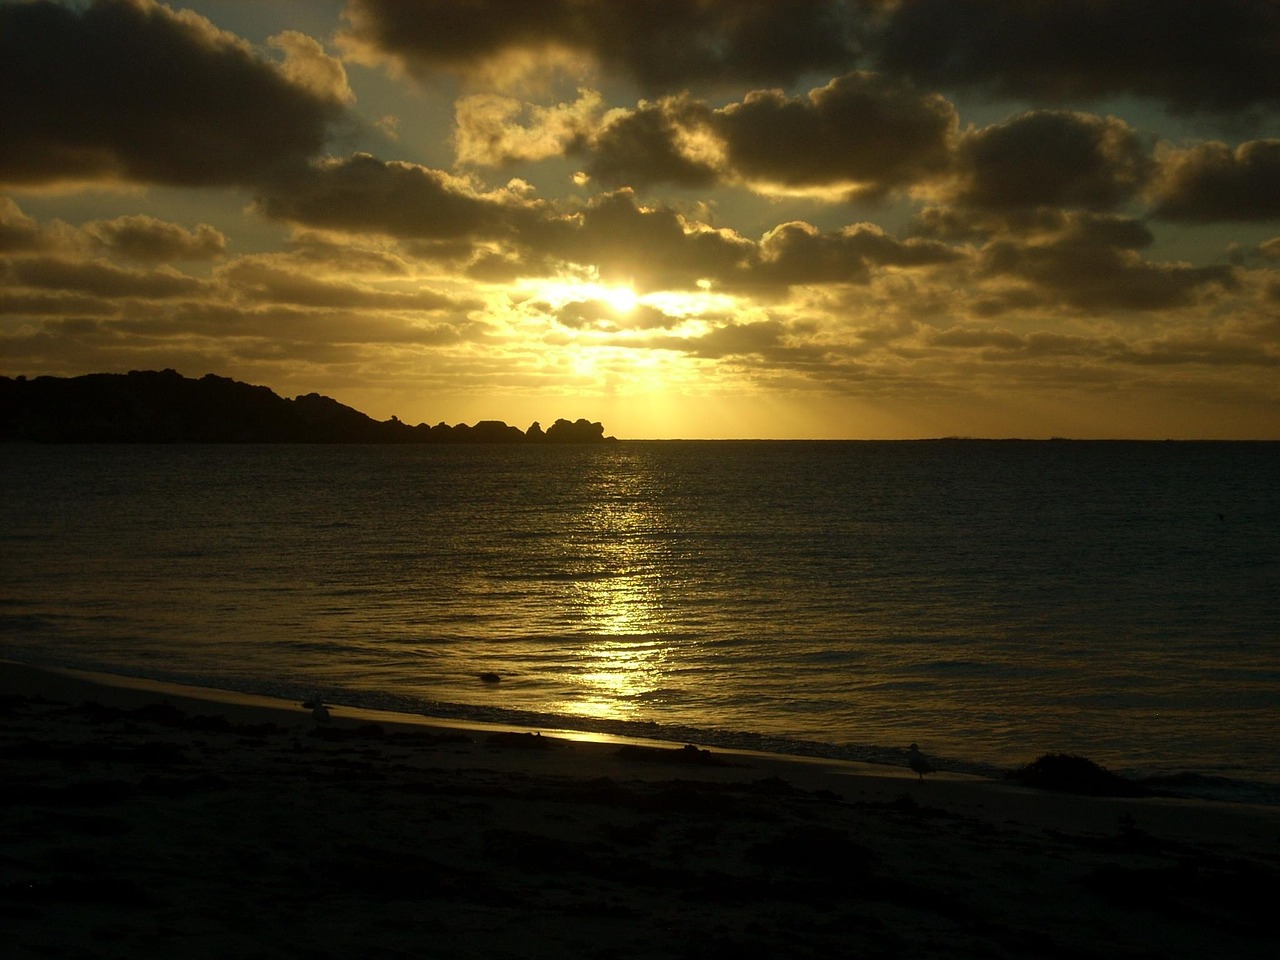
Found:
1122,333 -> 1280,367
930,327 -> 1029,352
341,0 -> 856,91
749,221 -> 961,287
346,0 -> 1280,120
682,319 -> 794,360
83,215 -> 227,262
865,0 -> 1280,115
579,74 -> 955,195
951,111 -> 1153,212
255,154 -> 539,240
2,199 -> 228,264
906,206 -> 995,244
6,256 -> 207,299
284,233 -> 413,275
1057,213 -> 1155,251
0,292 -> 118,317
714,72 -> 956,192
979,232 -> 1236,313
537,190 -> 755,289
554,300 -> 674,331
968,290 -> 1046,319
0,0 -> 347,187
1150,140 -> 1280,222
217,259 -> 468,311
925,325 -> 1280,371
581,98 -> 719,189
530,192 -> 960,294
630,318 -> 829,371
909,206 -> 1155,252
0,198 -> 47,252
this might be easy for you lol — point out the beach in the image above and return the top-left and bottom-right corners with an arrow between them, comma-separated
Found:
2,661 -> 1277,959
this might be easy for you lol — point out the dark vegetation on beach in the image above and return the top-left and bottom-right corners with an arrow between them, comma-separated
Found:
0,369 -> 614,443
3,690 -> 1278,959
1009,754 -> 1154,798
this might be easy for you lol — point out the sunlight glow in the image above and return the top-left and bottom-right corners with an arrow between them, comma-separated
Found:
515,275 -> 739,325
639,288 -> 737,317
521,278 -> 638,313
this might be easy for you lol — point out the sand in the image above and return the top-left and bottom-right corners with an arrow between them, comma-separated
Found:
2,661 -> 1277,959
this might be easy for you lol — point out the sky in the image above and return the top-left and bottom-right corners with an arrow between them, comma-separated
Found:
2,0 -> 1279,439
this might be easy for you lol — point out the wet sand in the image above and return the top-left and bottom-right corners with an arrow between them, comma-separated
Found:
2,660 -> 1277,959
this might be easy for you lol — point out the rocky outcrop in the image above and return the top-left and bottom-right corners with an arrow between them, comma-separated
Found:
0,370 -> 615,443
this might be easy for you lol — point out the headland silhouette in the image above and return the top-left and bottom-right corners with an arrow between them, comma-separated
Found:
0,370 -> 614,444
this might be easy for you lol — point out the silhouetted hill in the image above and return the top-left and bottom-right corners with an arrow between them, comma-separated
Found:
0,370 -> 614,444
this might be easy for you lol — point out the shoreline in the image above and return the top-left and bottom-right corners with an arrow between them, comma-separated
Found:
4,659 -> 1279,958
8,656 -> 1278,804
1,658 -> 975,784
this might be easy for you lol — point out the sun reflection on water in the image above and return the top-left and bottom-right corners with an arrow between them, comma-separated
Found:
562,495 -> 679,721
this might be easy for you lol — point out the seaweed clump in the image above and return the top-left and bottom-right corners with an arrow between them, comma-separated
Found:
1009,754 -> 1151,797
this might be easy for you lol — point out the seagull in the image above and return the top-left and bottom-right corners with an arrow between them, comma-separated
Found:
302,698 -> 331,724
908,743 -> 934,781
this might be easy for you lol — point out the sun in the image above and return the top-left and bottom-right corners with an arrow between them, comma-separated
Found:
599,284 -> 638,314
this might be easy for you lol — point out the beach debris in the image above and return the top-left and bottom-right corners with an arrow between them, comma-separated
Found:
1008,754 -> 1151,797
301,698 -> 330,724
477,672 -> 501,684
907,743 -> 935,780
614,743 -> 727,766
488,731 -> 550,750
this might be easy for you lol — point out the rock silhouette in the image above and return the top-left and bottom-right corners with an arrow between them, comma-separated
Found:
0,370 -> 615,444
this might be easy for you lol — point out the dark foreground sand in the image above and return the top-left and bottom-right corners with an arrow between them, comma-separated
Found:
3,662 -> 1277,959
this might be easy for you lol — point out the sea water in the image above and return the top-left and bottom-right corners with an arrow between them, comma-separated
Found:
2,441 -> 1277,799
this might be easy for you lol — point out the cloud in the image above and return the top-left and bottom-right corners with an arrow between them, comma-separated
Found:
749,220 -> 961,287
454,89 -> 605,166
254,153 -> 541,240
679,319 -> 795,360
979,229 -> 1237,313
82,215 -> 228,262
924,325 -> 1280,370
283,232 -> 414,276
0,197 -> 47,252
6,255 -> 207,299
577,73 -> 956,197
554,300 -> 675,332
713,72 -> 956,195
579,96 -> 721,189
949,111 -> 1153,212
865,0 -> 1280,115
2,198 -> 227,264
217,258 -> 468,311
255,170 -> 962,296
540,193 -> 958,294
340,0 -> 858,92
1150,139 -> 1280,221
0,291 -> 119,317
0,0 -> 348,188
267,30 -> 355,105
532,190 -> 756,290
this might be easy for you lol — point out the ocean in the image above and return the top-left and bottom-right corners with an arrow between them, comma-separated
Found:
2,440 -> 1277,801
